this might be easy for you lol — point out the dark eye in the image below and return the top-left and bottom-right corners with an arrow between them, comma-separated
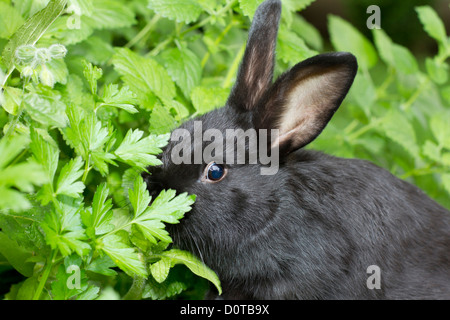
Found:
203,162 -> 227,182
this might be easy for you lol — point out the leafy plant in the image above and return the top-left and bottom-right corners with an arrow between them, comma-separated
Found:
0,0 -> 449,300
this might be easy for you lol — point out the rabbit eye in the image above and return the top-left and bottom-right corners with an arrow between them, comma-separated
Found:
203,162 -> 227,183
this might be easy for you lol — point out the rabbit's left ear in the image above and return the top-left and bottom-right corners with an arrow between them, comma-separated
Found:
227,0 -> 281,112
254,52 -> 358,156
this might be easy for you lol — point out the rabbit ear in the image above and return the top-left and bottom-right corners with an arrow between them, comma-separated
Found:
254,52 -> 358,155
227,0 -> 281,112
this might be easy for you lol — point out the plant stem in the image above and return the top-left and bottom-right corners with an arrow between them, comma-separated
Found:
125,15 -> 160,49
123,276 -> 146,300
201,19 -> 238,68
223,42 -> 245,88
81,154 -> 91,184
33,250 -> 57,300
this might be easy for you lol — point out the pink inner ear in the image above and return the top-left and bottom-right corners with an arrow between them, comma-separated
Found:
270,63 -> 355,152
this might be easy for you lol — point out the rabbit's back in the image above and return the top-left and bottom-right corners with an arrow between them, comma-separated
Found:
259,150 -> 450,299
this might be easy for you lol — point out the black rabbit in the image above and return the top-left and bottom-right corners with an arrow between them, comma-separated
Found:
143,0 -> 450,299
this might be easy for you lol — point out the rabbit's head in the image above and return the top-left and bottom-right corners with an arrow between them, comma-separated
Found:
143,0 -> 357,278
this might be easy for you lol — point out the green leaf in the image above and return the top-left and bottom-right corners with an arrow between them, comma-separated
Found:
158,249 -> 221,295
391,44 -> 418,75
127,176 -> 195,244
89,183 -> 114,236
238,0 -> 264,18
372,29 -> 394,66
425,58 -> 449,84
133,189 -> 196,244
86,254 -> 117,276
100,84 -> 138,114
30,127 -> 59,184
381,110 -> 419,157
0,2 -> 25,39
84,0 -> 136,30
83,60 -> 102,95
23,92 -> 67,128
149,104 -> 178,135
416,6 -> 447,45
55,156 -> 85,198
100,234 -> 148,278
290,15 -> 323,51
328,15 -> 377,70
161,47 -> 202,98
51,257 -> 84,300
114,129 -> 169,168
1,86 -> 23,115
190,86 -> 229,114
2,0 -> 68,70
42,197 -> 90,257
129,175 -> 152,219
143,189 -> 196,224
150,257 -> 171,283
0,134 -> 29,170
112,48 -> 176,105
0,232 -> 34,277
277,25 -> 317,64
422,140 -> 441,163
430,114 -> 450,149
148,0 -> 203,24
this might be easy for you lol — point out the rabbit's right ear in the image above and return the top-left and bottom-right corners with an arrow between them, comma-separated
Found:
227,0 -> 281,112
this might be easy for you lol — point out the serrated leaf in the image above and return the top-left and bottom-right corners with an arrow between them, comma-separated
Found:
129,175 -> 152,219
150,257 -> 171,283
161,47 -> 202,98
100,84 -> 138,114
149,104 -> 177,135
148,0 -> 203,24
143,189 -> 196,224
83,60 -> 102,95
2,0 -> 68,69
190,86 -> 229,114
239,0 -> 264,18
84,0 -> 136,30
328,15 -> 377,70
112,47 -> 176,106
416,6 -> 447,45
127,176 -> 195,244
90,183 -> 114,236
55,157 -> 85,198
43,197 -> 90,257
114,129 -> 169,168
100,234 -> 148,278
86,254 -> 117,276
277,25 -> 317,64
381,110 -> 419,157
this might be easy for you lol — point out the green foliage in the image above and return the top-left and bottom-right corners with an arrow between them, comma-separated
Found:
0,0 -> 449,300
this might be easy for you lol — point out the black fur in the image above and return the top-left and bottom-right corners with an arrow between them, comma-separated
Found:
143,0 -> 450,299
